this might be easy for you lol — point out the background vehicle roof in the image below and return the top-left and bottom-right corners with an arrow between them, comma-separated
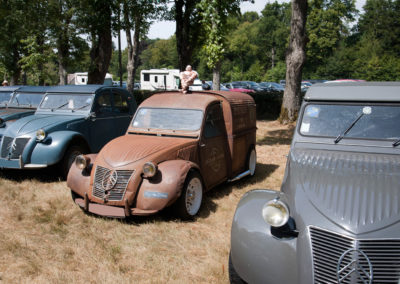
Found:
0,86 -> 22,92
46,85 -> 121,94
140,91 -> 254,109
305,82 -> 400,102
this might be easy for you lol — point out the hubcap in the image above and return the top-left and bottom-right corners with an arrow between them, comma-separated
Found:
185,177 -> 202,215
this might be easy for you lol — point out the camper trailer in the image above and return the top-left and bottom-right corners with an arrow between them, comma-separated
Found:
140,69 -> 180,91
67,72 -> 113,86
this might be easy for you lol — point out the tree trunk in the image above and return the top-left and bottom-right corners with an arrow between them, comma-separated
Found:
123,1 -> 141,94
279,0 -> 308,124
87,4 -> 112,85
212,61 -> 221,90
175,0 -> 197,71
10,46 -> 21,85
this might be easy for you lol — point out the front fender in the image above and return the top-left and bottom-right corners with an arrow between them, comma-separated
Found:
135,160 -> 200,211
30,131 -> 87,165
67,154 -> 98,197
230,189 -> 298,284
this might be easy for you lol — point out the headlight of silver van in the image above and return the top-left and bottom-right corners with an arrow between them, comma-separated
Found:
262,199 -> 290,227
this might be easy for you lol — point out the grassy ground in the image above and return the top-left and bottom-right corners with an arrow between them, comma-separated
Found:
0,120 -> 294,284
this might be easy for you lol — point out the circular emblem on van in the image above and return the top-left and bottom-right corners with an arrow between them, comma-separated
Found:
102,170 -> 118,191
337,249 -> 373,284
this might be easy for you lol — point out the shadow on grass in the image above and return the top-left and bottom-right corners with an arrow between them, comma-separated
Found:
0,166 -> 63,183
257,125 -> 296,146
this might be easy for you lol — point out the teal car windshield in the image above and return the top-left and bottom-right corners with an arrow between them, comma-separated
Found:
0,92 -> 13,106
300,104 -> 400,140
8,92 -> 45,108
39,94 -> 93,111
132,108 -> 203,131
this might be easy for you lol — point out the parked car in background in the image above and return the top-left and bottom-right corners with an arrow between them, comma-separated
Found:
224,82 -> 254,93
230,82 -> 400,283
0,86 -> 49,128
0,85 -> 136,177
239,81 -> 267,92
68,91 -> 257,219
301,81 -> 312,92
259,82 -> 285,92
202,81 -> 229,91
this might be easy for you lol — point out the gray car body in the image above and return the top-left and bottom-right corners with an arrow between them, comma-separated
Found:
230,82 -> 400,283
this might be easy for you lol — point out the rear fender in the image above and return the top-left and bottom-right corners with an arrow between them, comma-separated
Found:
136,160 -> 200,211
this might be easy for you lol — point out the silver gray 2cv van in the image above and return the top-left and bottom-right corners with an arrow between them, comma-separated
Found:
230,82 -> 400,284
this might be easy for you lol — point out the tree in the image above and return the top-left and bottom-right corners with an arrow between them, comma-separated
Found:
279,0 -> 308,123
198,0 -> 241,90
174,0 -> 203,71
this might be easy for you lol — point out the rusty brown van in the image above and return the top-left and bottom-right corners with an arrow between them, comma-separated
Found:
67,91 -> 256,218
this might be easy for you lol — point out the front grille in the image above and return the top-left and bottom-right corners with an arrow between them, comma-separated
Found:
92,165 -> 133,201
0,136 -> 30,159
310,227 -> 400,283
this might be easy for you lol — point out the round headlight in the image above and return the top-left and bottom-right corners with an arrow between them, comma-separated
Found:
75,155 -> 89,170
143,162 -> 157,177
262,199 -> 290,227
36,129 -> 46,141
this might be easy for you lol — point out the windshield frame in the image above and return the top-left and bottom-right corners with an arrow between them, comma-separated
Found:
298,101 -> 400,142
37,93 -> 95,114
130,107 -> 204,134
8,92 -> 45,108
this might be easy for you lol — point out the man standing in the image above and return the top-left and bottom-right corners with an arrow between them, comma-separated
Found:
2,80 -> 9,86
179,65 -> 198,94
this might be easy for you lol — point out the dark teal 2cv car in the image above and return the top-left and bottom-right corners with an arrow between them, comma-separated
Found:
0,86 -> 49,128
0,85 -> 136,176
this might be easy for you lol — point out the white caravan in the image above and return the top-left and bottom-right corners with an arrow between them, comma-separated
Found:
67,72 -> 113,86
140,69 -> 181,91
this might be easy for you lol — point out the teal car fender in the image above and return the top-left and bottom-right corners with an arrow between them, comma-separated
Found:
30,131 -> 88,166
135,160 -> 200,211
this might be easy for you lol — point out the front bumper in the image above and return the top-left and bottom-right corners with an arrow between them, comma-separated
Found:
74,194 -> 158,218
0,156 -> 47,169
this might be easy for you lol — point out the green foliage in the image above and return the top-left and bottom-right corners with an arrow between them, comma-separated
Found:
264,62 -> 287,82
140,37 -> 178,69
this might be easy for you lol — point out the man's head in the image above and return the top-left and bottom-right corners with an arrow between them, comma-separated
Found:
2,80 -> 8,86
185,65 -> 192,72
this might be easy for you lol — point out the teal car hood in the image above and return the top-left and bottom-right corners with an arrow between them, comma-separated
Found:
3,114 -> 85,137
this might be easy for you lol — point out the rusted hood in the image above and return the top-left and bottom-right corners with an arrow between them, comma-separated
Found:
289,148 -> 400,234
98,134 -> 197,168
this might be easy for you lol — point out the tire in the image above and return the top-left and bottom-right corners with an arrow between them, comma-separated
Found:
61,144 -> 87,179
247,147 -> 257,176
229,252 -> 246,284
175,171 -> 203,220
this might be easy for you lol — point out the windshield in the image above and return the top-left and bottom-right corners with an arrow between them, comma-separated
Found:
39,94 -> 93,111
300,104 -> 400,140
9,92 -> 44,108
0,92 -> 13,106
132,108 -> 203,131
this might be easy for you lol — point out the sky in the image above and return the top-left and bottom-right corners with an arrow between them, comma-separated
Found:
114,0 -> 366,50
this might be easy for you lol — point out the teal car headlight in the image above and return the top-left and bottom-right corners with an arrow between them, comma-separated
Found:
36,129 -> 46,141
262,199 -> 290,227
143,162 -> 157,178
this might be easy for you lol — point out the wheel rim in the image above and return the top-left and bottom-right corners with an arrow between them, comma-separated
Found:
249,149 -> 256,176
185,177 -> 203,216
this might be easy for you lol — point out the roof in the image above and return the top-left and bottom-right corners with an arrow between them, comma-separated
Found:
305,82 -> 400,102
0,86 -> 22,92
16,86 -> 51,93
140,91 -> 254,110
46,85 -> 111,94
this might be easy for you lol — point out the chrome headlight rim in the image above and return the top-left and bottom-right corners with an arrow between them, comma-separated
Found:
262,199 -> 290,228
143,162 -> 158,178
36,128 -> 46,141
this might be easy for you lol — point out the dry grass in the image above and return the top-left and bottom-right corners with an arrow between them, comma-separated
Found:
0,120 -> 294,284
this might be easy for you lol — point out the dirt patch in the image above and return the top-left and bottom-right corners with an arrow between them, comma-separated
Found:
0,120 -> 293,283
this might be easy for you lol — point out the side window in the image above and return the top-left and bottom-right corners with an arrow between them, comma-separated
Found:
143,74 -> 150,81
113,92 -> 129,114
204,103 -> 224,138
93,91 -> 112,114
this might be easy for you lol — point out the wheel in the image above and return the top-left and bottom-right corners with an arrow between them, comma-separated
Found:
175,171 -> 203,219
61,144 -> 87,178
247,147 -> 256,176
229,252 -> 246,284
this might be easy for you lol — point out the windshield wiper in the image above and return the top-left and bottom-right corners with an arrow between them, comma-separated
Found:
72,103 -> 90,112
393,139 -> 400,147
334,112 -> 365,144
51,102 -> 69,111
